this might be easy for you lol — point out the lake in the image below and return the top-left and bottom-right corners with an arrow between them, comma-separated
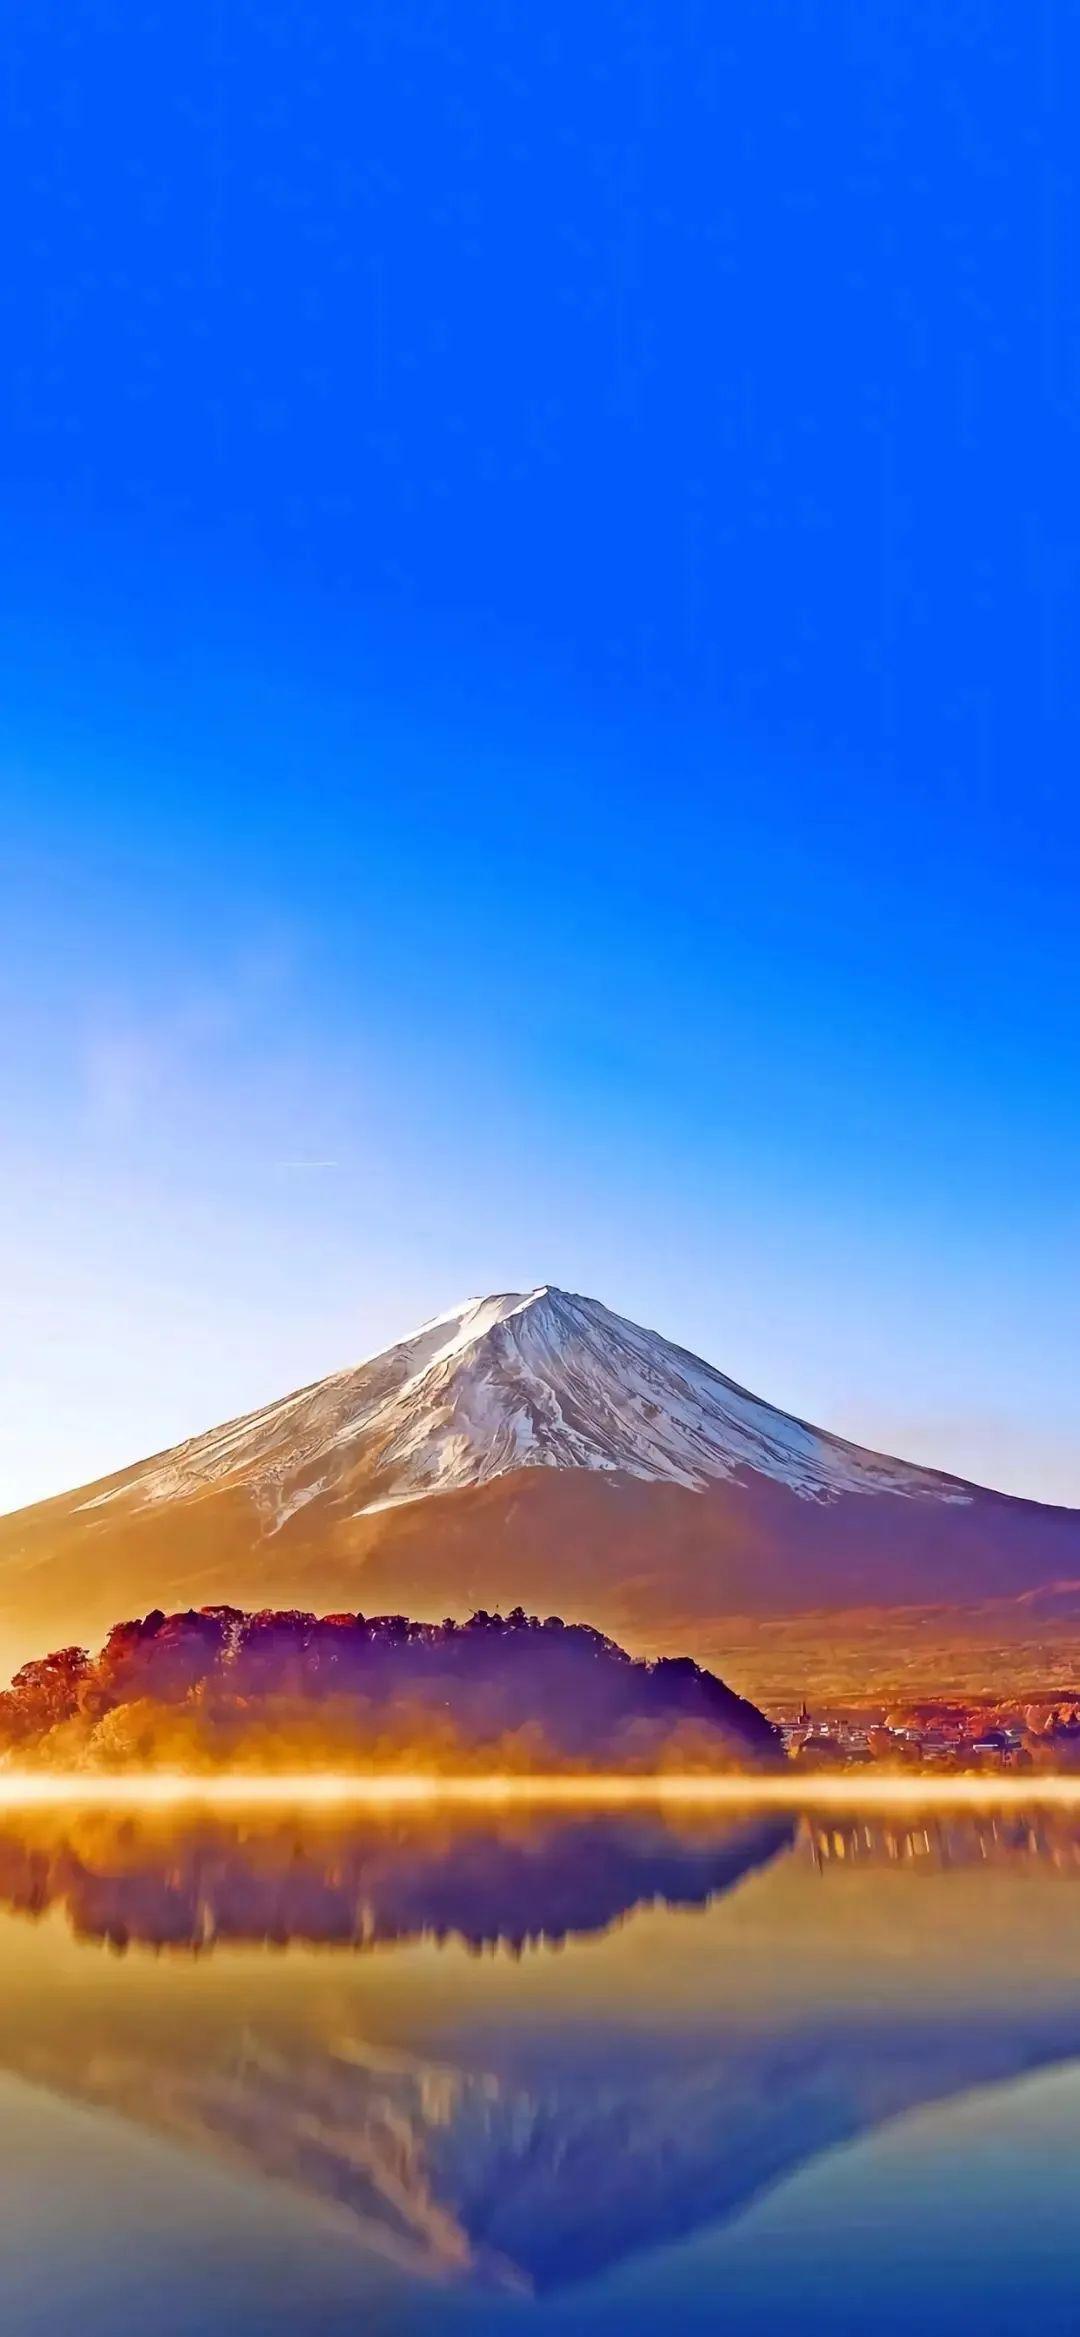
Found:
1,1798 -> 1079,2333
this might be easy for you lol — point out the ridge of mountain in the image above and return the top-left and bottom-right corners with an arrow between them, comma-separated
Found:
1,1283 -> 1078,1696
71,1283 -> 978,1525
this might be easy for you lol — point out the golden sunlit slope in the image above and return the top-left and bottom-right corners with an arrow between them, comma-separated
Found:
1,1286 -> 1079,1697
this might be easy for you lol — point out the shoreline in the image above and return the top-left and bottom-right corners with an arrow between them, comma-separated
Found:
0,1768 -> 1079,1810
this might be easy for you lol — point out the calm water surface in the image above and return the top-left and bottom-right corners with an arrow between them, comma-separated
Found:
1,1802 -> 1080,2333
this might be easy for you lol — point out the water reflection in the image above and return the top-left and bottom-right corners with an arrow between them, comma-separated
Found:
3,1806 -> 1080,2308
2,1803 -> 1079,1955
805,1809 -> 1080,1871
0,1804 -> 793,1952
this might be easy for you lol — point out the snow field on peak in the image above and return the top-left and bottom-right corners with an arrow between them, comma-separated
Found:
81,1283 -> 970,1520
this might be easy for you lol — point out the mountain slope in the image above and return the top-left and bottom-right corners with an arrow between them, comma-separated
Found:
69,1284 -> 976,1519
1,1284 -> 1078,1692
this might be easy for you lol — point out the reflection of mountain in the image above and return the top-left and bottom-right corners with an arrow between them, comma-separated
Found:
5,1811 -> 1080,2295
13,1997 -> 1080,2296
0,1806 -> 792,1953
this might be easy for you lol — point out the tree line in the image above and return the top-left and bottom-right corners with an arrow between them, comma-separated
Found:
0,1605 -> 780,1771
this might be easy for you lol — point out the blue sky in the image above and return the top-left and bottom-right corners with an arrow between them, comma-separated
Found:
2,0 -> 1079,1509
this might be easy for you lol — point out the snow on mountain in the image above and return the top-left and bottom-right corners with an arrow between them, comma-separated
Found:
78,1284 -> 969,1527
9,1282 -> 1080,1700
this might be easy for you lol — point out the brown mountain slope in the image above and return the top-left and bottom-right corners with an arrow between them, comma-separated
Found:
1,1286 -> 1077,1698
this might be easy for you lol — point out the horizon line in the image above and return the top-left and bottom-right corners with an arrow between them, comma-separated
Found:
1,1769 -> 1080,1812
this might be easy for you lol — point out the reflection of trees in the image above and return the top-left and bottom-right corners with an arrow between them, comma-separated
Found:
11,1806 -> 1080,1956
0,1807 -> 794,1954
805,1813 -> 1080,1871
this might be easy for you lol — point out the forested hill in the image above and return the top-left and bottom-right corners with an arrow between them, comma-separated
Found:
0,1605 -> 780,1771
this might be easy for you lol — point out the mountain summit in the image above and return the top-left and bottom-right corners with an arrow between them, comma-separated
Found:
78,1283 -> 965,1526
2,1285 -> 1079,1695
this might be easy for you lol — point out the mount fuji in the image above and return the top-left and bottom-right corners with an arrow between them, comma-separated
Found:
2,1285 -> 1079,1696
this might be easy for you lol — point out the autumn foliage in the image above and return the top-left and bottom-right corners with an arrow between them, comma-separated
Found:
0,1606 -> 780,1772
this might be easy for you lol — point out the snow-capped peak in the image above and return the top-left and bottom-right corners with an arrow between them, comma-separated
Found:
395,1290 -> 552,1384
80,1284 -> 970,1526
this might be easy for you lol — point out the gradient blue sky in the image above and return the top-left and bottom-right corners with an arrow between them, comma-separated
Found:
2,1 -> 1079,1511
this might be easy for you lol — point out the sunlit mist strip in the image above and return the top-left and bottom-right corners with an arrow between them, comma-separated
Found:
1,1770 -> 1080,1810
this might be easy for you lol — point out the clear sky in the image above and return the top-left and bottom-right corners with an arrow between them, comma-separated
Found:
2,1 -> 1079,1513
